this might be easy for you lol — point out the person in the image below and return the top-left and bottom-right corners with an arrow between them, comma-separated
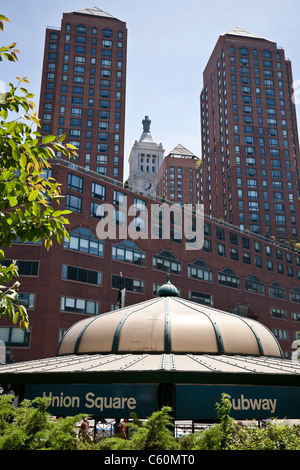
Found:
78,418 -> 89,439
120,419 -> 128,438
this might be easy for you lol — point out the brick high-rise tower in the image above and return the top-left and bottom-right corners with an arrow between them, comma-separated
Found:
198,27 -> 300,243
38,7 -> 127,181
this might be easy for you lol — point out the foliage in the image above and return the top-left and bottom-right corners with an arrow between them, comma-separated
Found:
180,394 -> 237,450
228,420 -> 300,450
1,394 -> 300,450
180,395 -> 300,450
216,392 -> 236,449
0,15 -> 77,329
0,395 -> 86,450
97,407 -> 180,450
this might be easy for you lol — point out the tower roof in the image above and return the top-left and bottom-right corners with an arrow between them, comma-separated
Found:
70,6 -> 122,21
168,144 -> 198,158
223,27 -> 268,41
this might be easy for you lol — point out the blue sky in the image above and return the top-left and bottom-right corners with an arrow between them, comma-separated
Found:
2,0 -> 300,179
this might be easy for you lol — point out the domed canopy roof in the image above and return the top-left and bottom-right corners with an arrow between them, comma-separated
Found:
57,279 -> 282,358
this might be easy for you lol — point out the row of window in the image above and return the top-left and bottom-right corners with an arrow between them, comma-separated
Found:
228,46 -> 280,60
52,24 -> 124,39
10,288 -> 300,320
50,38 -> 123,52
5,252 -> 300,303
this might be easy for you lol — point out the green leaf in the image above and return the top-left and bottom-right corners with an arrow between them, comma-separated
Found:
8,196 -> 18,207
0,109 -> 8,120
41,135 -> 56,144
28,189 -> 39,201
20,154 -> 27,168
52,210 -> 71,217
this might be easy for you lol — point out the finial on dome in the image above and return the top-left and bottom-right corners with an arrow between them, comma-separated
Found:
158,274 -> 180,297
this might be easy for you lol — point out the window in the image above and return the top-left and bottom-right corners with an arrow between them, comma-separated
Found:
189,291 -> 213,306
92,182 -> 106,200
71,108 -> 82,117
112,241 -> 146,266
76,25 -> 87,34
3,260 -> 39,276
268,282 -> 286,300
113,190 -> 127,207
90,201 -> 105,219
50,32 -> 58,41
292,312 -> 300,322
290,288 -> 300,304
245,275 -> 264,295
188,260 -> 212,282
217,243 -> 226,257
102,39 -> 112,48
114,209 -> 126,227
18,293 -> 35,309
218,268 -> 240,288
243,252 -> 251,264
0,327 -> 30,346
103,28 -> 113,38
75,56 -> 85,64
99,100 -> 110,109
101,59 -> 112,68
112,275 -> 145,293
62,265 -> 102,285
272,328 -> 289,340
67,173 -> 83,192
203,239 -> 212,252
61,296 -> 99,315
75,46 -> 86,54
239,47 -> 249,56
96,166 -> 107,176
216,227 -> 225,240
72,86 -> 83,94
153,251 -> 181,275
66,194 -> 82,212
64,228 -> 104,257
270,308 -> 287,319
134,197 -> 147,214
73,76 -> 84,84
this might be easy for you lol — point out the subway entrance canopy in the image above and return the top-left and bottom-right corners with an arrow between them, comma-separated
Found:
1,277 -> 300,421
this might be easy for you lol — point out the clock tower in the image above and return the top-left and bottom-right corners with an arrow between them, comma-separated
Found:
128,116 -> 164,197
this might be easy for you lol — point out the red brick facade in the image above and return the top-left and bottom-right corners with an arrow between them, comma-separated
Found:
0,22 -> 299,363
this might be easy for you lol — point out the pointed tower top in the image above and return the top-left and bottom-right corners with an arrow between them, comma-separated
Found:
168,144 -> 198,159
223,27 -> 268,41
70,6 -> 122,21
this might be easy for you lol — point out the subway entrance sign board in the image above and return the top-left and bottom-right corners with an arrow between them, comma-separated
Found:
25,384 -> 158,418
175,384 -> 300,420
25,383 -> 300,420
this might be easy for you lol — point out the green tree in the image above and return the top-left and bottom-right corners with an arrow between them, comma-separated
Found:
0,395 -> 88,450
98,407 -> 180,450
0,15 -> 77,330
180,394 -> 237,450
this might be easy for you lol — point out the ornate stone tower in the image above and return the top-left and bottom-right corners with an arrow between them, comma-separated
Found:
128,116 -> 164,196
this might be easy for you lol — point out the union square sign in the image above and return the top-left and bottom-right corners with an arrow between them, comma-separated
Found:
24,383 -> 300,420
